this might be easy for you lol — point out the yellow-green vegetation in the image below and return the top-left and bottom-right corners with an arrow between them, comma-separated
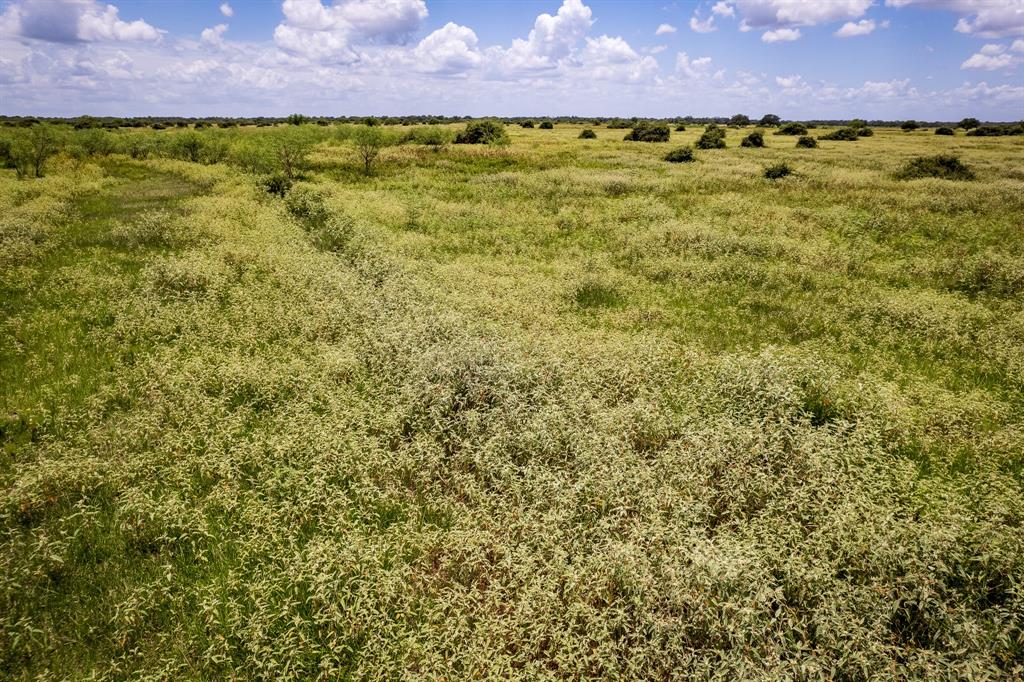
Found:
2,122 -> 1023,679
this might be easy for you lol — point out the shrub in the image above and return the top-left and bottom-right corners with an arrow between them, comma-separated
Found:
606,119 -> 633,129
958,117 -> 980,130
764,162 -> 792,180
624,122 -> 670,142
125,137 -> 155,160
848,119 -> 868,129
407,126 -> 453,150
352,126 -> 394,175
901,120 -> 920,132
895,154 -> 975,181
8,124 -> 63,178
966,124 -> 1024,137
759,114 -> 781,127
675,124 -> 686,132
286,114 -> 308,125
520,121 -> 535,128
695,124 -> 726,149
539,121 -> 554,129
263,173 -> 292,197
729,114 -> 751,127
454,120 -> 509,145
740,131 -> 765,148
819,128 -> 859,141
284,185 -> 331,226
776,122 -> 807,136
664,146 -> 695,163
856,127 -> 874,137
76,128 -> 116,157
935,127 -> 955,136
795,136 -> 817,148
578,129 -> 597,139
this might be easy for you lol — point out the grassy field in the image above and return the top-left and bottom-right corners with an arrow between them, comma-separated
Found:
2,122 -> 1023,679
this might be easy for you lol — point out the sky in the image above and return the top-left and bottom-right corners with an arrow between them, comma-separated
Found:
0,0 -> 1022,119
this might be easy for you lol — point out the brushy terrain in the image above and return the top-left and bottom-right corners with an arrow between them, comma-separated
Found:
1,122 -> 1023,679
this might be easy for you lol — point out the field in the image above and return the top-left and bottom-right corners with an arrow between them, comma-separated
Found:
2,122 -> 1023,679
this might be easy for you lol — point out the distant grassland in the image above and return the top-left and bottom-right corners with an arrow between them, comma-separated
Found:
1,122 -> 1023,679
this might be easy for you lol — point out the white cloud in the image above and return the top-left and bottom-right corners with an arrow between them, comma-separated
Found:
835,19 -> 877,37
497,0 -> 593,72
775,74 -> 802,88
886,0 -> 1024,39
712,2 -> 735,18
0,0 -> 162,42
690,14 -> 716,33
413,22 -> 481,73
736,0 -> 871,30
962,43 -> 1020,70
273,0 -> 428,61
655,23 -> 676,35
220,3 -> 233,18
200,23 -> 228,46
676,51 -> 713,79
762,28 -> 800,42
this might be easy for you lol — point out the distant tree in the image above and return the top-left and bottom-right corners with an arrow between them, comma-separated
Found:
275,129 -> 313,178
729,114 -> 751,127
901,120 -> 920,131
958,117 -> 980,130
775,122 -> 808,136
286,113 -> 307,125
9,124 -> 63,178
453,120 -> 509,145
848,119 -> 868,129
352,126 -> 392,175
623,122 -> 670,142
362,116 -> 380,127
758,114 -> 781,127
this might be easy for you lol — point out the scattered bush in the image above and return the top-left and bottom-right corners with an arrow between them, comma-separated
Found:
901,120 -> 920,131
7,124 -> 63,178
966,124 -> 1024,137
764,162 -> 792,179
674,124 -> 686,132
454,120 -> 509,145
819,128 -> 859,141
795,136 -> 818,148
856,127 -> 874,137
958,117 -> 980,130
664,146 -> 695,162
539,121 -> 554,129
623,122 -> 670,142
695,124 -> 726,149
895,154 -> 975,181
406,126 -> 453,150
262,173 -> 292,197
729,114 -> 751,127
352,126 -> 394,176
848,119 -> 869,129
775,122 -> 807,136
759,114 -> 781,127
578,129 -> 597,139
740,130 -> 765,148
935,127 -> 955,136
520,121 -> 535,128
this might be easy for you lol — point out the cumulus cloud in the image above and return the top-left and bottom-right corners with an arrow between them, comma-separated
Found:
0,0 -> 162,42
655,23 -> 676,35
961,43 -> 1020,70
579,34 -> 659,81
690,14 -> 716,33
201,23 -> 228,46
496,0 -> 593,72
676,51 -> 713,79
736,0 -> 871,30
220,3 -> 233,17
273,0 -> 428,61
835,19 -> 878,37
413,22 -> 481,73
762,27 -> 800,42
712,2 -> 735,18
886,0 -> 1024,39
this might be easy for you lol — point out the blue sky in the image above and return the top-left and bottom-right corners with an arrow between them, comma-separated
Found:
1,0 -> 1022,118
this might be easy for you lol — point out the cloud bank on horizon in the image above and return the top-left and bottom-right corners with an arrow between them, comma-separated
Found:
0,0 -> 1022,118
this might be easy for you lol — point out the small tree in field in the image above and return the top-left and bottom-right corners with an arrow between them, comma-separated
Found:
352,126 -> 391,176
901,120 -> 920,132
10,124 -> 63,178
729,114 -> 751,127
958,117 -> 980,130
275,129 -> 313,179
759,114 -> 781,127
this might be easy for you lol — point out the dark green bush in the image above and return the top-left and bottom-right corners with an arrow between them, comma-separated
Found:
795,136 -> 817,148
539,121 -> 554,130
454,120 -> 509,145
776,122 -> 807,136
764,162 -> 792,180
729,114 -> 751,127
263,173 -> 292,198
759,114 -> 781,127
935,127 -> 955,136
675,124 -> 686,132
695,124 -> 726,149
901,120 -> 920,132
895,154 -> 975,181
819,128 -> 859,141
578,129 -> 597,139
856,127 -> 874,137
521,121 -> 535,128
624,122 -> 670,142
740,131 -> 765,148
966,124 -> 1024,137
958,117 -> 980,130
664,146 -> 695,163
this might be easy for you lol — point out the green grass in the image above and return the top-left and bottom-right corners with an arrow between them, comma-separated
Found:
1,124 -> 1023,679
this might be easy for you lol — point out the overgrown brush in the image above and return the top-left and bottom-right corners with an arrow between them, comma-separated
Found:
454,120 -> 509,145
895,154 -> 975,181
695,124 -> 726,149
623,122 -> 670,142
664,146 -> 695,162
740,130 -> 765,147
764,162 -> 792,179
